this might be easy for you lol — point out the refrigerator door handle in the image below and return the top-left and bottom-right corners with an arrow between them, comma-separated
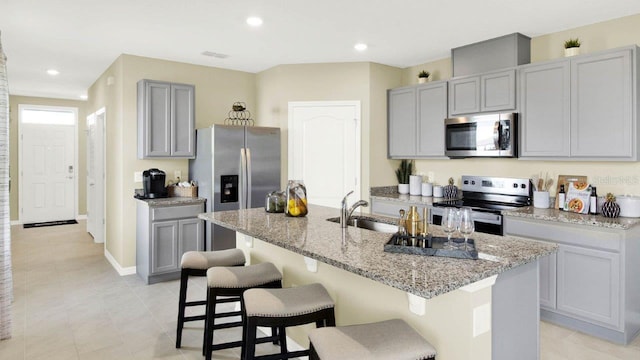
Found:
246,148 -> 252,208
240,148 -> 247,209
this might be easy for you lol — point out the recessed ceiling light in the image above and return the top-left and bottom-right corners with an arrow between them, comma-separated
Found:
246,16 -> 263,27
354,43 -> 368,51
201,51 -> 229,59
47,69 -> 59,76
79,95 -> 88,100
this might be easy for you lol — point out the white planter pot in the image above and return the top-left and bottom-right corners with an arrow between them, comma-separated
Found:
398,183 -> 410,194
564,47 -> 580,57
418,77 -> 429,84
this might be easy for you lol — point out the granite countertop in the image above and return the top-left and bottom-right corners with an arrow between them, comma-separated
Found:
135,197 -> 206,206
503,206 -> 640,230
199,204 -> 556,299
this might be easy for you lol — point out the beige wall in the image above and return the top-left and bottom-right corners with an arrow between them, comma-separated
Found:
8,95 -> 87,221
384,13 -> 640,195
87,54 -> 257,268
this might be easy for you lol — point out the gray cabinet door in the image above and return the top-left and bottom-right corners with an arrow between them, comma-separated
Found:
481,70 -> 516,112
416,82 -> 447,157
388,87 -> 416,158
151,220 -> 179,274
556,244 -> 621,328
571,49 -> 633,158
170,84 -> 195,157
448,76 -> 480,116
519,60 -> 571,157
139,80 -> 171,157
178,218 -> 204,255
539,253 -> 557,310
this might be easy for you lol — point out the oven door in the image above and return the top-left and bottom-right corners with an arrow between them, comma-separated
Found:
445,113 -> 517,158
430,206 -> 503,236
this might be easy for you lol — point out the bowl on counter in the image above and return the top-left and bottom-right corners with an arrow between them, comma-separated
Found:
616,195 -> 640,218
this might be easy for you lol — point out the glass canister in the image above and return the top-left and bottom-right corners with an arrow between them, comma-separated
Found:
265,191 -> 286,213
285,180 -> 308,217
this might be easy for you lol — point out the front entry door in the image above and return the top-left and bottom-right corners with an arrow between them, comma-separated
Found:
19,105 -> 77,223
288,101 -> 361,208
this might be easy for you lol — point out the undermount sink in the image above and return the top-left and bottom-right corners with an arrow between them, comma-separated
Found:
326,216 -> 398,234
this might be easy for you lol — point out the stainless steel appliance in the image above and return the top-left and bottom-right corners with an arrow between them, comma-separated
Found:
189,125 -> 281,250
142,168 -> 167,198
431,175 -> 532,235
445,113 -> 517,158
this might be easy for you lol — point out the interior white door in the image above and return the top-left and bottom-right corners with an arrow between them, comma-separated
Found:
288,101 -> 360,208
86,108 -> 105,243
20,106 -> 77,223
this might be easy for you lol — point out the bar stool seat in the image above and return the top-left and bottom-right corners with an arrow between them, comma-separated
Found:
204,262 -> 283,360
175,248 -> 246,349
308,319 -> 437,360
243,283 -> 336,360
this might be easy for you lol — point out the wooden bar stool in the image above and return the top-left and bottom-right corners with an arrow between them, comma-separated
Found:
175,249 -> 246,348
204,262 -> 283,360
243,282 -> 336,360
308,319 -> 437,360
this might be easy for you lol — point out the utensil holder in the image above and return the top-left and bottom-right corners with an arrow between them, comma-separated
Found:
533,191 -> 550,209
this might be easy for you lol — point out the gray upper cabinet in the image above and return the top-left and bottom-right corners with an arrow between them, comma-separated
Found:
448,69 -> 516,116
519,60 -> 571,157
388,87 -> 416,158
416,82 -> 447,157
519,46 -> 639,161
388,81 -> 447,159
138,79 -> 195,159
571,49 -> 634,159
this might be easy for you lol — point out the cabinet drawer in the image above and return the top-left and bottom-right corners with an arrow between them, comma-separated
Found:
505,217 -> 622,252
152,204 -> 203,221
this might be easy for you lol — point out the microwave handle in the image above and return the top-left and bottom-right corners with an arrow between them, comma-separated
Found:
493,121 -> 501,149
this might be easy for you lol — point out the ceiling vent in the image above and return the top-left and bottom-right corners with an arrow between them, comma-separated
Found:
201,51 -> 229,59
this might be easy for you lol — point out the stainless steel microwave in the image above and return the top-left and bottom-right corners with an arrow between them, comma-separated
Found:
444,113 -> 517,158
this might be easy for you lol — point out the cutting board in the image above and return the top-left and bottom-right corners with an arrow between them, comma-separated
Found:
555,175 -> 588,209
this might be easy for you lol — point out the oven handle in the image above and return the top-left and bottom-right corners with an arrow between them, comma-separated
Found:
431,207 -> 502,225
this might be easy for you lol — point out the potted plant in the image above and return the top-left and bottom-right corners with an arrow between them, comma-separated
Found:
395,159 -> 414,194
418,70 -> 431,84
564,38 -> 581,57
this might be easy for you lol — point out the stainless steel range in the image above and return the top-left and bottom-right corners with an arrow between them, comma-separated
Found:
431,175 -> 532,235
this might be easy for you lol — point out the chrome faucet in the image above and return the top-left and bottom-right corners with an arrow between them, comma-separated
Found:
340,191 -> 369,228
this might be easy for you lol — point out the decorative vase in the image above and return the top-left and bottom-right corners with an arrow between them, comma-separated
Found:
409,175 -> 422,195
398,183 -> 410,195
285,180 -> 308,217
564,47 -> 580,57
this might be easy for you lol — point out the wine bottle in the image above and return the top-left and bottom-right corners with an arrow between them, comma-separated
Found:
558,185 -> 566,211
590,186 -> 598,215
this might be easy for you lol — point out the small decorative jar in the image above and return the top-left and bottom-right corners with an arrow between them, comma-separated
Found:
265,191 -> 286,213
285,180 -> 308,217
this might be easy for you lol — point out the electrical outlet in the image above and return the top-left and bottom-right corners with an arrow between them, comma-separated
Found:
174,170 -> 182,180
427,171 -> 435,183
134,171 -> 143,182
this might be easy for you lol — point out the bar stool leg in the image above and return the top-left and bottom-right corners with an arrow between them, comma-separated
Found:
203,287 -> 217,359
278,326 -> 287,357
175,269 -> 189,348
244,317 -> 258,360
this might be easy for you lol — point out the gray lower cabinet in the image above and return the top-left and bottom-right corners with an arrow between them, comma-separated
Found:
519,46 -> 639,161
448,69 -> 516,116
505,216 -> 640,344
136,200 -> 205,284
137,79 -> 195,159
388,81 -> 447,159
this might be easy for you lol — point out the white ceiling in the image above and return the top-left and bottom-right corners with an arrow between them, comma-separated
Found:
1,0 -> 640,100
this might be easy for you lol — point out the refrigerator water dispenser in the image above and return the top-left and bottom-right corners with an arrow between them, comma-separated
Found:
221,175 -> 238,203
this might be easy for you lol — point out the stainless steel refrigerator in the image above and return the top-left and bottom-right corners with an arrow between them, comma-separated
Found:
189,125 -> 281,250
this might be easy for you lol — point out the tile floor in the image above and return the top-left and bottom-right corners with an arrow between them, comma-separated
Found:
0,220 -> 639,359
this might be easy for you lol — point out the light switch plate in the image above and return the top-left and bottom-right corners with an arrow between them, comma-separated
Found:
134,171 -> 143,182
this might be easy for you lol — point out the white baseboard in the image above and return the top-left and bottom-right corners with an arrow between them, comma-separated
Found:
10,220 -> 21,226
104,249 -> 136,276
76,214 -> 87,220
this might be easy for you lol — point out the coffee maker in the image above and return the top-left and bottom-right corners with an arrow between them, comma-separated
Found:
142,168 -> 167,198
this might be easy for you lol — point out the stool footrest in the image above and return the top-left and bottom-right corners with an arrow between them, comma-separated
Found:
212,320 -> 243,330
214,310 -> 242,318
183,315 -> 206,322
207,334 -> 279,351
185,300 -> 207,307
216,297 -> 240,304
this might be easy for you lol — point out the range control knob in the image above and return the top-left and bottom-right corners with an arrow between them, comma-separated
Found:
513,183 -> 518,188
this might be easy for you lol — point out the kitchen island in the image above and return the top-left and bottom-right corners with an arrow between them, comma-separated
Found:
200,204 -> 556,360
